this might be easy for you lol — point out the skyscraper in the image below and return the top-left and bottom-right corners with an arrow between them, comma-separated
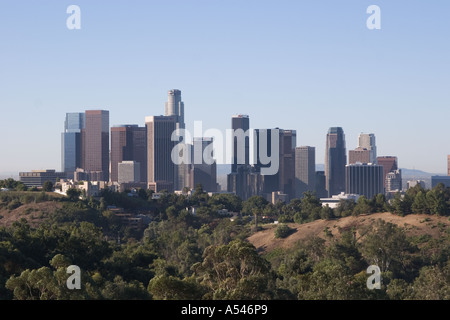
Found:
110,125 -> 147,183
349,147 -> 371,165
447,155 -> 450,176
377,156 -> 398,189
165,89 -> 185,129
81,110 -> 109,181
279,129 -> 296,199
325,127 -> 346,197
358,133 -> 377,163
146,116 -> 176,192
165,89 -> 187,190
295,146 -> 316,198
345,163 -> 384,199
61,112 -> 85,178
190,137 -> 217,192
231,115 -> 250,173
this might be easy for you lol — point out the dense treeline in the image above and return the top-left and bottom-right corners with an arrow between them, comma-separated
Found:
0,180 -> 449,300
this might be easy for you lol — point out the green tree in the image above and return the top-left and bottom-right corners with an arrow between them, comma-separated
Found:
411,190 -> 429,214
320,204 -> 334,220
361,219 -> 415,275
426,186 -> 448,216
66,188 -> 81,201
192,240 -> 274,299
148,275 -> 206,300
411,262 -> 449,300
352,196 -> 372,216
42,181 -> 54,192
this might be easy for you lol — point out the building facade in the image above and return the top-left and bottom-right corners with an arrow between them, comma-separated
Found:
118,161 -> 141,184
110,125 -> 147,183
295,146 -> 315,198
190,137 -> 217,192
377,156 -> 398,189
345,163 -> 384,199
325,127 -> 347,197
348,147 -> 371,165
146,116 -> 176,192
81,110 -> 110,181
61,112 -> 85,178
358,133 -> 377,163
19,170 -> 67,188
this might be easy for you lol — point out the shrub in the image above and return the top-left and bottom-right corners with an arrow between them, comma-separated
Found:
275,224 -> 293,239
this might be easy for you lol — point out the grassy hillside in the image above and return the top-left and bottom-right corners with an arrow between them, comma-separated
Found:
248,212 -> 449,254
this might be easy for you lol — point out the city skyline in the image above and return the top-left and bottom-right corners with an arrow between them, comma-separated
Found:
2,1 -> 450,176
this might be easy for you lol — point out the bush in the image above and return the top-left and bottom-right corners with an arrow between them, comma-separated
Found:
275,224 -> 294,239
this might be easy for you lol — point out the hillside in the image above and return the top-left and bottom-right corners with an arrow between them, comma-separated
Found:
248,212 -> 449,254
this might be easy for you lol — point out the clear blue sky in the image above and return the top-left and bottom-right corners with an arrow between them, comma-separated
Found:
1,0 -> 450,177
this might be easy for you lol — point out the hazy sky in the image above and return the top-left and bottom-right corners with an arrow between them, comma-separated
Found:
1,0 -> 450,177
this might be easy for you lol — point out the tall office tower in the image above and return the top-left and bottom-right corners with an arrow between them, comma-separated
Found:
377,156 -> 398,189
358,133 -> 377,163
295,146 -> 316,198
165,89 -> 187,190
231,115 -> 250,173
118,161 -> 141,184
165,89 -> 185,129
349,147 -> 371,165
279,130 -> 296,200
110,125 -> 147,183
345,163 -> 384,199
61,112 -> 85,178
81,110 -> 109,181
227,115 -> 250,200
190,137 -> 217,192
385,169 -> 402,194
315,171 -> 327,198
146,116 -> 176,192
447,155 -> 450,176
325,127 -> 346,197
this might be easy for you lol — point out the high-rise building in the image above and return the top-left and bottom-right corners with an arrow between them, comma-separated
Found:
385,169 -> 402,194
279,130 -> 296,199
349,147 -> 371,165
325,127 -> 346,197
190,137 -> 217,192
118,161 -> 141,184
315,171 -> 327,198
377,156 -> 398,189
146,116 -> 176,192
231,115 -> 250,173
295,146 -> 316,198
358,133 -> 377,163
447,155 -> 450,176
252,128 -> 296,200
61,112 -> 85,178
164,89 -> 187,190
345,163 -> 384,199
165,89 -> 185,130
110,125 -> 147,183
81,110 -> 110,181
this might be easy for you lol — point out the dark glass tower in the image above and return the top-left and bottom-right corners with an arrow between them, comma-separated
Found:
231,114 -> 250,173
61,112 -> 85,177
325,127 -> 346,197
146,116 -> 176,192
110,125 -> 147,183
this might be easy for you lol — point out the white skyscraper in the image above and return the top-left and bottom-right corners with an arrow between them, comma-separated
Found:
164,89 -> 187,190
358,133 -> 377,164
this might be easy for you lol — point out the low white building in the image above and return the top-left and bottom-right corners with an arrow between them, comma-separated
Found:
320,192 -> 360,209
